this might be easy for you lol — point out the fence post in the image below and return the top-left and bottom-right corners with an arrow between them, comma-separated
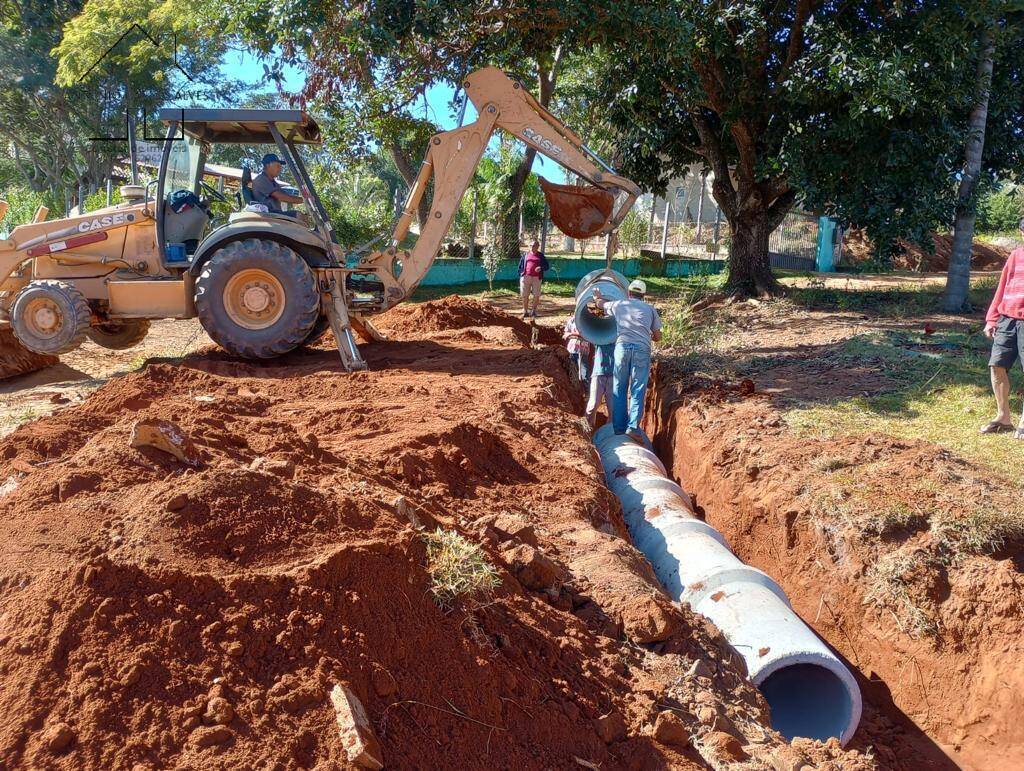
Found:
468,189 -> 478,261
713,206 -> 722,258
660,197 -> 671,260
540,201 -> 548,253
647,196 -> 657,242
695,171 -> 706,242
604,232 -> 613,269
105,178 -> 112,207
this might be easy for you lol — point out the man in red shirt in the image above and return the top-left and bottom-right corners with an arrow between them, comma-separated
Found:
981,217 -> 1024,439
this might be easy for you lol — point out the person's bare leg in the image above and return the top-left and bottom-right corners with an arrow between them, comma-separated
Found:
991,365 -> 1012,424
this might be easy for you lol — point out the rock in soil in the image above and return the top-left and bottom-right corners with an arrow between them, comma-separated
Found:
329,684 -> 384,770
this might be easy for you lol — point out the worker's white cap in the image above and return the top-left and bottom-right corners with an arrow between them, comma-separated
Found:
628,279 -> 647,294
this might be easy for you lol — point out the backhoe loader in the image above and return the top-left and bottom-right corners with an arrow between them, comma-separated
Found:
0,67 -> 639,376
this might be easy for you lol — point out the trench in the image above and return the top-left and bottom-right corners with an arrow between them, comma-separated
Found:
593,422 -> 860,747
635,365 -> 973,769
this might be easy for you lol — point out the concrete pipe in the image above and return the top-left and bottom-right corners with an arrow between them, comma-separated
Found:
593,424 -> 862,745
574,269 -> 628,345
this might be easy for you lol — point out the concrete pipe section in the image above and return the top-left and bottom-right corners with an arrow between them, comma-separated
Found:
593,424 -> 862,745
574,269 -> 628,345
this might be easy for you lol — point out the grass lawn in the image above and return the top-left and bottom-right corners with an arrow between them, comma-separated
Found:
786,328 -> 1024,480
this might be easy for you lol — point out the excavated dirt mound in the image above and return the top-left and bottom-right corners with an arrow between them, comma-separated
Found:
0,296 -> 868,770
378,295 -> 562,346
647,368 -> 1024,770
0,328 -> 57,380
843,229 -> 1008,272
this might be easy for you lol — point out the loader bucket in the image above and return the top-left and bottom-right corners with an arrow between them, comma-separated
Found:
539,177 -> 615,239
0,327 -> 56,381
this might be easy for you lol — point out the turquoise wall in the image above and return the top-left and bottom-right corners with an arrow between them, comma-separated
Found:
419,256 -> 724,286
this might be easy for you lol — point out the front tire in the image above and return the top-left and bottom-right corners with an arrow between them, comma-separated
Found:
195,239 -> 319,359
86,319 -> 151,350
10,280 -> 91,355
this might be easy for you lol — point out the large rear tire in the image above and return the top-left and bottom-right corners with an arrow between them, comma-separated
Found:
10,280 -> 91,355
86,319 -> 151,350
195,239 -> 319,359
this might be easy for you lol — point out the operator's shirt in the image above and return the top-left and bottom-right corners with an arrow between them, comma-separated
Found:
252,172 -> 285,213
605,298 -> 662,352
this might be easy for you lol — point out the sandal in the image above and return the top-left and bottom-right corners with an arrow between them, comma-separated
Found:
979,420 -> 1014,435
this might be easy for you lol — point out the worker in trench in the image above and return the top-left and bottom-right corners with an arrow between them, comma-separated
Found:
980,216 -> 1024,439
591,279 -> 662,442
585,340 -> 616,428
562,311 -> 592,392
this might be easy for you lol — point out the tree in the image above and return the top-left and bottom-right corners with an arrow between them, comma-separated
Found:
940,5 -> 1024,312
599,1 -> 1024,297
207,1 -> 620,254
943,22 -> 997,312
0,0 -> 232,207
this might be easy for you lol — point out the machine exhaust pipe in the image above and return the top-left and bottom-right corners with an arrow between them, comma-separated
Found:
594,424 -> 862,745
574,269 -> 628,346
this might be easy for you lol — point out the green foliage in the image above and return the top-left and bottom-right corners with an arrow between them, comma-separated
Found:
0,186 -> 62,234
311,164 -> 394,249
617,209 -> 647,258
481,242 -> 502,291
1,0 -> 236,204
977,184 -> 1023,233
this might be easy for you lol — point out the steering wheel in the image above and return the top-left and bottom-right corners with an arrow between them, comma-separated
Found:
199,181 -> 231,204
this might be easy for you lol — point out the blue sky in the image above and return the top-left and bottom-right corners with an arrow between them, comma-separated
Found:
220,50 -> 564,180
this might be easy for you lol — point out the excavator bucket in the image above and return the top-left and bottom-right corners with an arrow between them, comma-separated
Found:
539,177 -> 616,239
0,327 -> 56,381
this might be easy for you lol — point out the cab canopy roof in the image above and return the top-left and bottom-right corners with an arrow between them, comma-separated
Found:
158,108 -> 322,144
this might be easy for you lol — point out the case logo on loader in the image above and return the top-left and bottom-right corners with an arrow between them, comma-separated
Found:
77,212 -> 134,233
523,127 -> 563,156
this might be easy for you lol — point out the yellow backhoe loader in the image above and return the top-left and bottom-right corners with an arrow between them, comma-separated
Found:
0,68 -> 639,377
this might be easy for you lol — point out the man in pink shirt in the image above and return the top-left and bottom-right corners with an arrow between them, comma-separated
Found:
518,240 -> 549,319
981,217 -> 1024,439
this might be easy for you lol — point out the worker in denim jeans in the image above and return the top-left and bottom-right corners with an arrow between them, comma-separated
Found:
591,279 -> 662,443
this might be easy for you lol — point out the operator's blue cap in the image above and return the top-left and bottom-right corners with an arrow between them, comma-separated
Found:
261,153 -> 286,167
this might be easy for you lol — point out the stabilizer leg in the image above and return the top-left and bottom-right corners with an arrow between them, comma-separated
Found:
318,270 -> 368,372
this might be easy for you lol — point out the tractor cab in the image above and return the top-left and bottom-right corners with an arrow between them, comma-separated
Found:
156,108 -> 339,268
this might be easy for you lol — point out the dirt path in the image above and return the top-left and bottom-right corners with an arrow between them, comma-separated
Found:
0,297 -> 867,770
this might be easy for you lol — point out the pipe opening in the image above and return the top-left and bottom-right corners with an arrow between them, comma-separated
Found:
758,663 -> 854,742
575,302 -> 617,346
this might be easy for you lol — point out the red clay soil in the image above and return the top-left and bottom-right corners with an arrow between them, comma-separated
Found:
843,229 -> 1008,272
0,297 -> 867,770
647,367 -> 1024,771
0,328 -> 57,380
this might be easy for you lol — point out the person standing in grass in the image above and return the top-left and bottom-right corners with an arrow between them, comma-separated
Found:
585,342 -> 616,427
518,240 -> 549,319
981,217 -> 1024,439
563,313 -> 592,391
591,279 -> 662,443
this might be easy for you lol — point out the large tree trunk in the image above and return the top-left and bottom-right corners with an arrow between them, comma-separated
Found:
943,25 -> 996,313
499,52 -> 561,261
725,203 -> 781,297
388,143 -> 431,228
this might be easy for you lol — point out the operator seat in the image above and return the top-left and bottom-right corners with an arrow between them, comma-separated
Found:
240,165 -> 254,205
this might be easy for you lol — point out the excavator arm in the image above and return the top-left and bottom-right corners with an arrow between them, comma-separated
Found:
355,67 -> 641,310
